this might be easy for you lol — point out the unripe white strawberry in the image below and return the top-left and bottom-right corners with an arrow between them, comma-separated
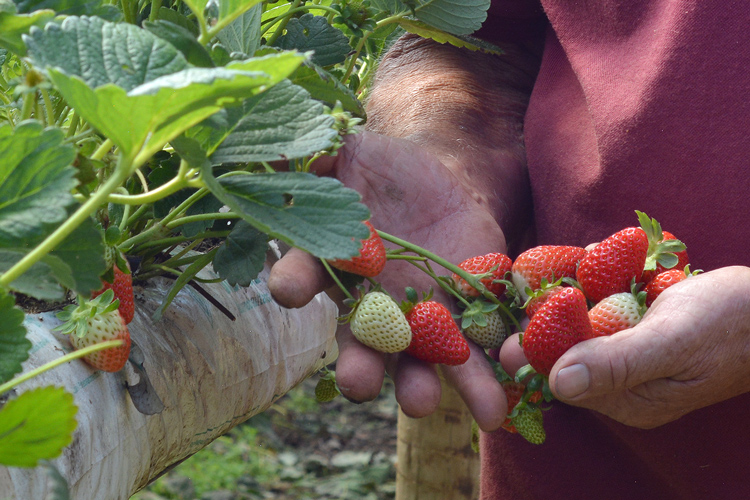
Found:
462,309 -> 508,349
350,291 -> 412,353
588,291 -> 646,338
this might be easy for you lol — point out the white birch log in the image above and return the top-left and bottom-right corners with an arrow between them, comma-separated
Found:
0,263 -> 338,500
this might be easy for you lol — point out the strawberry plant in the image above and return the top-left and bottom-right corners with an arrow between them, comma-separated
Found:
0,0 -> 499,487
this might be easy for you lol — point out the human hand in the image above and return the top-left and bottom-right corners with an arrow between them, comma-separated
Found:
268,131 -> 513,431
500,266 -> 750,428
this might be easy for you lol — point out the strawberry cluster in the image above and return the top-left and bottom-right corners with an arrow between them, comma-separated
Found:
321,212 -> 696,445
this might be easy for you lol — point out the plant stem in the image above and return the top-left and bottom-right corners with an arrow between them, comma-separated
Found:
149,0 -> 162,21
0,340 -> 124,395
265,0 -> 303,45
165,211 -> 238,230
342,15 -> 402,83
320,259 -> 355,301
40,89 -> 55,127
91,138 -> 114,161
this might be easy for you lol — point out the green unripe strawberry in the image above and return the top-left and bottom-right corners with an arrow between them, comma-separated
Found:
350,291 -> 412,353
315,376 -> 340,403
512,406 -> 546,445
462,309 -> 508,349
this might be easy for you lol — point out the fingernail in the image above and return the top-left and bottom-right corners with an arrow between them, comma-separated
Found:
555,364 -> 590,399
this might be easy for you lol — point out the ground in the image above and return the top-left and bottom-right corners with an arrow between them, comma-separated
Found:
132,374 -> 398,500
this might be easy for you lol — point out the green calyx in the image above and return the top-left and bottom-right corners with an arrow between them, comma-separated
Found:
54,289 -> 119,338
636,210 -> 686,271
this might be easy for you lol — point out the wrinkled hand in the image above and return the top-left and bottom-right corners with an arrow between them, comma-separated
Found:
268,131 -> 510,431
500,266 -> 750,428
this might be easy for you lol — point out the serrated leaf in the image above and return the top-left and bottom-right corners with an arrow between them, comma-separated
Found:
0,121 -> 77,248
143,20 -> 214,68
0,248 -> 64,300
215,3 -> 262,58
206,79 -> 337,164
183,0 -> 264,36
0,386 -> 78,467
212,220 -> 267,287
273,14 -> 350,67
0,3 -> 53,54
369,0 -> 410,15
47,216 -> 106,294
0,291 -> 29,384
412,0 -> 489,35
398,18 -> 503,54
48,55 -> 303,162
24,15 -> 189,91
204,171 -> 370,259
290,63 -> 365,117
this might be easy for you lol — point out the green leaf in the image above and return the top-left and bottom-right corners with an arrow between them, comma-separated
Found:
212,220 -> 267,287
183,0 -> 264,36
14,0 -> 108,16
290,63 -> 365,117
0,2 -> 53,54
152,249 -> 216,322
0,386 -> 78,467
204,171 -> 370,259
412,0 -> 489,35
0,121 -> 77,248
205,79 -> 337,164
0,248 -> 64,300
215,3 -> 262,58
0,290 -> 29,384
273,14 -> 350,67
398,18 -> 503,54
24,15 -> 189,91
47,216 -> 106,294
48,53 -> 304,162
143,20 -> 215,68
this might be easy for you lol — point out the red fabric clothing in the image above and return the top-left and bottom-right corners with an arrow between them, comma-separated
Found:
476,1 -> 750,499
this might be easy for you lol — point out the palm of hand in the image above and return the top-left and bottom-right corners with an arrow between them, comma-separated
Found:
322,132 -> 507,302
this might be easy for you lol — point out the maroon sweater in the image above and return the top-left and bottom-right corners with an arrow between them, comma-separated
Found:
476,1 -> 750,498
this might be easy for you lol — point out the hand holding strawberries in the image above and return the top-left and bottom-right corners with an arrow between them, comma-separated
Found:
268,132 -> 519,432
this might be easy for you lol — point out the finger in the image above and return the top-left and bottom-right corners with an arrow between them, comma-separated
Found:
388,354 -> 442,419
498,333 -> 529,379
441,342 -> 508,432
549,322 -> 672,403
335,326 -> 387,403
267,248 -> 332,309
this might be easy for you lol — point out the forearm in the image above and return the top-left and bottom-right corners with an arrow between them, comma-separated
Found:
365,34 -> 541,248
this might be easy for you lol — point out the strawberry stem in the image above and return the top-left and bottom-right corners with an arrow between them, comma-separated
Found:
0,340 -> 125,396
320,259 -> 356,301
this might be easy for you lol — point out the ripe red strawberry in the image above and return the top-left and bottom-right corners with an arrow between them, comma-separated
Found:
644,267 -> 697,306
452,252 -> 512,298
92,260 -> 134,324
522,287 -> 593,376
405,301 -> 470,365
511,245 -> 587,301
576,227 -> 649,303
500,381 -> 543,433
329,221 -> 386,277
524,285 -> 564,319
55,290 -> 131,372
350,291 -> 412,353
641,231 -> 689,284
588,291 -> 646,337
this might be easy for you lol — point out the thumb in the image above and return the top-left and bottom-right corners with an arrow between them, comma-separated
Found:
548,325 -> 671,402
